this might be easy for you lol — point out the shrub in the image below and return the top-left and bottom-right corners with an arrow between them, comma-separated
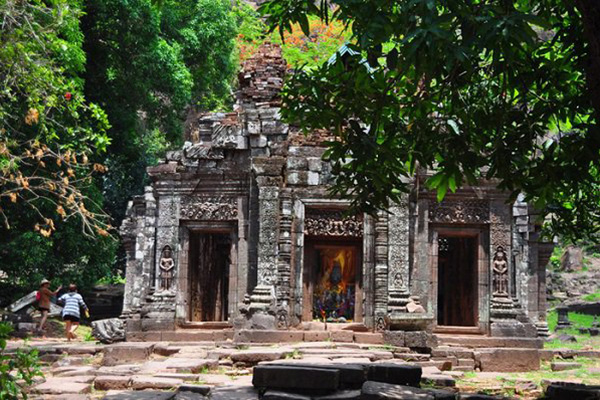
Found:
0,322 -> 43,399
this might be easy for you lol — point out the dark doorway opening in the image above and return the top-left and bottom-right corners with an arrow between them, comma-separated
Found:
189,232 -> 231,321
437,235 -> 478,326
303,240 -> 363,323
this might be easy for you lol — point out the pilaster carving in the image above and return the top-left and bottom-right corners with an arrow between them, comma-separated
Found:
374,212 -> 389,318
304,209 -> 363,237
158,245 -> 175,291
492,246 -> 509,296
388,200 -> 412,315
180,196 -> 238,220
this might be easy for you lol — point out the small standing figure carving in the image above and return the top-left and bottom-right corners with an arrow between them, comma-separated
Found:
159,246 -> 175,291
493,246 -> 509,296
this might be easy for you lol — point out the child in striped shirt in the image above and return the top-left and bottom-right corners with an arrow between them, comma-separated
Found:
58,284 -> 89,341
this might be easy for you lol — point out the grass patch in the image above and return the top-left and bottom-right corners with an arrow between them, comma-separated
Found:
582,292 -> 600,302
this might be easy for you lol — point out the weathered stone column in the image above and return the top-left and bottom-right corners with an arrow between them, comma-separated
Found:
276,189 -> 293,328
238,157 -> 284,329
387,198 -> 412,316
373,211 -> 389,331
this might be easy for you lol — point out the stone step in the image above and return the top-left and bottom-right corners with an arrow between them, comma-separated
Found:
436,334 -> 543,349
127,330 -> 234,342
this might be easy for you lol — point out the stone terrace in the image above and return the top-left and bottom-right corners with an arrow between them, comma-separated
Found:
8,336 -> 600,399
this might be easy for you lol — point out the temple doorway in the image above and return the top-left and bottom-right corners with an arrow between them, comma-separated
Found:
188,232 -> 231,321
437,235 -> 478,327
303,240 -> 363,323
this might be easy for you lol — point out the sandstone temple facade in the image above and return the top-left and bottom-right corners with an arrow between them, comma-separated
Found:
120,44 -> 552,341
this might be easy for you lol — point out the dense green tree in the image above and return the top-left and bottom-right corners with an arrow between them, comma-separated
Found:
0,0 -> 117,300
259,0 -> 600,241
81,0 -> 237,223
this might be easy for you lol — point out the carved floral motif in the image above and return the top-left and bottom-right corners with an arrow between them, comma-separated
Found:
304,209 -> 363,237
429,200 -> 489,223
181,196 -> 238,220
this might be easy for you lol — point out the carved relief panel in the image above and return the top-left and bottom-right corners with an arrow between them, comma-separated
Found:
429,199 -> 490,224
304,209 -> 363,238
180,196 -> 238,220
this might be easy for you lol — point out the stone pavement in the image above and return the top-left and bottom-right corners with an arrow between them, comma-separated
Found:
5,338 -> 598,399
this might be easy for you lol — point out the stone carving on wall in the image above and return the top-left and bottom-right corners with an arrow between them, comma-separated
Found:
159,245 -> 175,291
212,123 -> 241,149
492,246 -> 509,296
181,196 -> 238,220
429,200 -> 489,224
304,209 -> 363,237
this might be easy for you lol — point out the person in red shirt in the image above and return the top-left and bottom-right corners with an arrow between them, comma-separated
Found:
38,279 -> 62,331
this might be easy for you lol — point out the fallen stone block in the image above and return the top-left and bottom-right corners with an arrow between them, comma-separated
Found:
163,358 -> 218,373
91,318 -> 125,344
231,349 -> 286,364
262,390 -> 311,400
361,380 -> 455,399
475,348 -> 540,372
313,390 -> 361,400
33,377 -> 92,395
367,363 -> 422,387
103,391 -> 176,400
253,365 -> 340,391
331,330 -> 354,343
94,375 -> 131,390
177,384 -> 211,396
54,366 -> 97,377
383,331 -> 405,347
551,362 -> 582,372
210,386 -> 259,400
131,376 -> 184,390
269,362 -> 367,389
545,382 -> 600,399
421,374 -> 456,387
102,343 -> 154,366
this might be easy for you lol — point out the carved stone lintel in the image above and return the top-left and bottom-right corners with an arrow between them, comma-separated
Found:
304,209 -> 363,237
181,196 -> 238,220
429,200 -> 489,224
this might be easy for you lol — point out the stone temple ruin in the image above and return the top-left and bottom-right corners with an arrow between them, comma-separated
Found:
120,44 -> 553,343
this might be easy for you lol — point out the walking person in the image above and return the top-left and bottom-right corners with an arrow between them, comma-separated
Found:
37,279 -> 62,332
58,284 -> 89,341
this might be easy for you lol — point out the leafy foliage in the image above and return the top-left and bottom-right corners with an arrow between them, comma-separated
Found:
0,322 -> 42,399
0,0 -> 112,237
259,0 -> 600,241
81,0 -> 237,224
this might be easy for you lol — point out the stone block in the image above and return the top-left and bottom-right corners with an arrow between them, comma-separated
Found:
313,391 -> 360,400
54,366 -> 97,377
421,374 -> 456,387
163,358 -> 218,373
270,362 -> 367,390
33,377 -> 92,395
551,362 -> 582,372
361,381 -> 438,400
234,330 -> 304,344
475,348 -> 540,372
367,363 -> 422,387
231,349 -> 286,364
177,384 -> 211,396
331,330 -> 354,343
104,392 -> 176,400
161,331 -> 214,342
307,158 -> 323,172
102,343 -> 154,366
131,376 -> 183,390
211,386 -> 259,400
302,321 -> 326,331
287,157 -> 308,170
307,172 -> 320,186
94,376 -> 131,390
545,382 -> 600,399
253,365 -> 340,391
354,333 -> 384,345
287,171 -> 307,185
250,135 -> 268,148
405,331 -> 435,348
304,331 -> 330,342
383,331 -> 405,347
263,391 -> 311,400
458,359 -> 475,368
